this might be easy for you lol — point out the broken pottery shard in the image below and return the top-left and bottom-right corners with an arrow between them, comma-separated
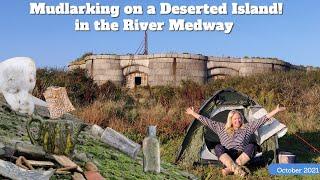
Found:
0,57 -> 36,115
26,160 -> 55,167
43,86 -> 75,119
100,127 -> 141,159
0,159 -> 54,180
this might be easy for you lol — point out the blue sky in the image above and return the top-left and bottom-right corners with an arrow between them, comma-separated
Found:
0,0 -> 319,67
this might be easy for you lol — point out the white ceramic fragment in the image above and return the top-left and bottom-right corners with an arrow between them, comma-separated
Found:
0,57 -> 36,115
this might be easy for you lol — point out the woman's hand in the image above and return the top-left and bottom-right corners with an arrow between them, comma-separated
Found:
185,107 -> 195,115
266,104 -> 286,119
276,104 -> 286,113
185,107 -> 201,119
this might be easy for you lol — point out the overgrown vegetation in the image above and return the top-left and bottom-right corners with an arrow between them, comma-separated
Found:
33,68 -> 130,107
33,68 -> 320,179
33,68 -> 98,106
70,52 -> 93,65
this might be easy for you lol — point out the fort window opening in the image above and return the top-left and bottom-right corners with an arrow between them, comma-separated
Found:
135,76 -> 142,86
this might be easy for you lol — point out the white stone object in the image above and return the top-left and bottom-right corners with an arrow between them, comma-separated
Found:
90,124 -> 104,138
0,57 -> 36,115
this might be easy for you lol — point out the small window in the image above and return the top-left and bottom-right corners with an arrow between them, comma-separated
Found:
135,76 -> 142,86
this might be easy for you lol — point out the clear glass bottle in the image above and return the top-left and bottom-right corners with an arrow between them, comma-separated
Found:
143,126 -> 160,173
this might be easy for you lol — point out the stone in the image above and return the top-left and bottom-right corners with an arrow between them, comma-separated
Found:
74,152 -> 89,162
85,162 -> 99,171
0,159 -> 54,180
0,149 -> 5,157
84,162 -> 105,179
72,172 -> 86,180
90,124 -> 104,138
14,142 -> 46,159
84,171 -> 105,180
0,142 -> 4,149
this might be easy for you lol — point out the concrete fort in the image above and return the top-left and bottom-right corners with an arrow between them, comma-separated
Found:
68,53 -> 299,89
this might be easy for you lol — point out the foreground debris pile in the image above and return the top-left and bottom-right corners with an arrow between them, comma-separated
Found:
0,94 -> 197,179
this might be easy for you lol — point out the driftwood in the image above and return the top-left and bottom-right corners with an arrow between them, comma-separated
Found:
55,166 -> 78,175
57,165 -> 78,171
0,159 -> 54,180
55,170 -> 71,175
16,156 -> 34,170
26,160 -> 55,167
53,155 -> 83,172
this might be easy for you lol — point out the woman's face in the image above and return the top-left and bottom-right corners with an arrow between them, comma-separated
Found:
232,112 -> 242,129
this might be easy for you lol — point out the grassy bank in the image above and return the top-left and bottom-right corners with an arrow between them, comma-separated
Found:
34,68 -> 320,179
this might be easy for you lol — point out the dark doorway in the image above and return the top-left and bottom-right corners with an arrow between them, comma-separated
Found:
135,76 -> 142,86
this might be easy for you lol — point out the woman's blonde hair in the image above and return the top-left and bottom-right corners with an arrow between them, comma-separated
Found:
225,110 -> 245,135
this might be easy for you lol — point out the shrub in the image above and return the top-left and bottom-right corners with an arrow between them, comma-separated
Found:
151,85 -> 176,107
33,68 -> 98,107
178,80 -> 205,107
98,81 -> 125,101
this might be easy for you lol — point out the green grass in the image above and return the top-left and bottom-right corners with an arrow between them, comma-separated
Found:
0,95 -> 197,180
75,134 -> 197,179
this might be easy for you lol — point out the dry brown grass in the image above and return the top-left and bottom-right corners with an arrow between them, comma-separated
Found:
76,100 -> 194,142
70,70 -> 320,142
